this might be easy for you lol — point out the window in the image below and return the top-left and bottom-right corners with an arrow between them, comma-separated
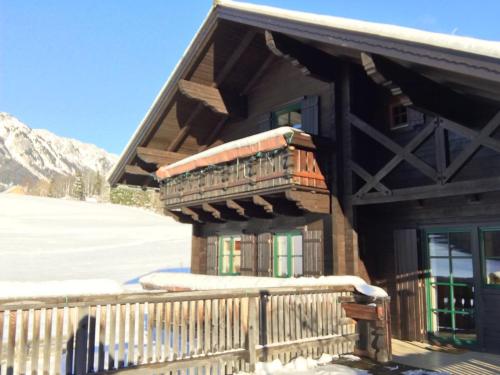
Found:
480,229 -> 500,286
219,235 -> 241,275
273,232 -> 303,278
389,103 -> 408,130
272,103 -> 302,130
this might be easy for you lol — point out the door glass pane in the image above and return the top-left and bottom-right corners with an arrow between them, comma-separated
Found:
455,313 -> 475,335
452,258 -> 473,281
292,235 -> 302,256
233,237 -> 241,274
483,230 -> 500,285
485,259 -> 500,285
276,236 -> 288,257
436,311 -> 453,331
430,258 -> 450,278
222,255 -> 230,273
433,284 -> 451,310
454,285 -> 474,310
483,231 -> 500,258
278,256 -> 288,277
293,256 -> 303,277
429,233 -> 449,257
450,232 -> 472,257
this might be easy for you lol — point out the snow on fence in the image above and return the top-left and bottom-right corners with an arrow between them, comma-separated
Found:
0,285 -> 390,375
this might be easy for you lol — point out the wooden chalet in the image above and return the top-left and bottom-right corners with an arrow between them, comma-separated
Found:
108,0 -> 500,353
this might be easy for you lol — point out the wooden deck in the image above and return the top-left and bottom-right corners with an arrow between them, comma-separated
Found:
392,339 -> 500,375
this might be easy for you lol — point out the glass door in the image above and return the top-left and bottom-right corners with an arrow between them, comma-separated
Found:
425,228 -> 476,345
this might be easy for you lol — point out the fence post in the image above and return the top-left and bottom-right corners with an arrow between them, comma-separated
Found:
247,297 -> 258,372
373,297 -> 391,363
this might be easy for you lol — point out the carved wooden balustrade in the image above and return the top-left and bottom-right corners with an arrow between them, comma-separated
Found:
159,137 -> 329,210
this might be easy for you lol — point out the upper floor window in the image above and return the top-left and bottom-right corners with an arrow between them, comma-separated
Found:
219,235 -> 241,275
272,102 -> 302,130
389,103 -> 409,130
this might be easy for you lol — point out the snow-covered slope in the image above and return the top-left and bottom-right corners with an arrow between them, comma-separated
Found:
0,194 -> 191,283
0,112 -> 117,188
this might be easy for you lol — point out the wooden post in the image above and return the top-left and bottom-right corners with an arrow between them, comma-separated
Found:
247,297 -> 258,372
191,224 -> 206,274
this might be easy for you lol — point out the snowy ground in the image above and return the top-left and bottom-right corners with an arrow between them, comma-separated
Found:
0,194 -> 191,284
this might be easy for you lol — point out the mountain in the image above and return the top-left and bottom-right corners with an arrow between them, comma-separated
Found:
0,113 -> 117,192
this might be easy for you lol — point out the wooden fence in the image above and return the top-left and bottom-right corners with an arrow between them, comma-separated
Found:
0,286 -> 388,375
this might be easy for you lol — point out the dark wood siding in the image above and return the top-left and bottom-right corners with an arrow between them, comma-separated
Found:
393,229 -> 426,342
240,234 -> 257,276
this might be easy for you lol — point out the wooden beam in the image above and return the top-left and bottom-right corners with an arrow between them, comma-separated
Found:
198,117 -> 229,152
440,118 -> 500,154
178,80 -> 229,116
265,31 -> 337,82
360,53 -> 497,124
167,29 -> 257,152
351,114 -> 438,197
124,165 -> 151,177
226,199 -> 248,218
349,161 -> 391,195
252,195 -> 273,214
240,54 -> 275,95
353,176 -> 500,205
137,147 -> 189,166
284,190 -> 330,214
180,207 -> 203,223
168,105 -> 204,152
442,111 -> 500,183
201,203 -> 223,221
165,209 -> 195,224
361,53 -> 411,105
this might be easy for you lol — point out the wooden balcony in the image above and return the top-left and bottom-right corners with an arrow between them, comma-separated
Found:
159,134 -> 330,221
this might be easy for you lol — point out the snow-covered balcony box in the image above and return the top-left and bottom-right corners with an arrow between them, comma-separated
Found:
157,127 -> 330,217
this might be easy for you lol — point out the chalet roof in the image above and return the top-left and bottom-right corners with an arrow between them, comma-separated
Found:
108,0 -> 500,187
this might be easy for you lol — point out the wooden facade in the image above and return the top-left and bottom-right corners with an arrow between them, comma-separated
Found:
109,1 -> 500,353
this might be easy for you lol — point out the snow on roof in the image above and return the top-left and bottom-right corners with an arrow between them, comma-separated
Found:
140,273 -> 388,298
0,279 -> 123,299
156,126 -> 304,180
218,0 -> 500,60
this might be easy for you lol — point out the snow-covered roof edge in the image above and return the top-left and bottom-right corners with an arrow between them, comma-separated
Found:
218,0 -> 500,59
109,0 -> 500,187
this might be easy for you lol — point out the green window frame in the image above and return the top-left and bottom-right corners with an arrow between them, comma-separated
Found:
272,102 -> 302,130
423,227 -> 476,346
218,235 -> 241,276
479,227 -> 500,288
273,232 -> 303,278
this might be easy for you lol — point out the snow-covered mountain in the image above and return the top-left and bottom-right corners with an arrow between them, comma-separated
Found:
0,113 -> 117,190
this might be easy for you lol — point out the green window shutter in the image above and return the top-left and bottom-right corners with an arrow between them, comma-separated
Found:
206,235 -> 219,275
240,234 -> 257,276
301,95 -> 319,135
257,233 -> 273,276
303,230 -> 323,276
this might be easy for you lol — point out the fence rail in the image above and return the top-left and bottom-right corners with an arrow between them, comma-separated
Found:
0,286 -> 387,375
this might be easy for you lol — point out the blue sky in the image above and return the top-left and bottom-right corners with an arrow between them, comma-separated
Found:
1,0 -> 500,155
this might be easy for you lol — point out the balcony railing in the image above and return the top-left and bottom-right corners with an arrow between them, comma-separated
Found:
159,136 -> 328,209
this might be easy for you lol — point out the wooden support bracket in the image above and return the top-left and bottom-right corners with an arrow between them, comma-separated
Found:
252,195 -> 273,214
